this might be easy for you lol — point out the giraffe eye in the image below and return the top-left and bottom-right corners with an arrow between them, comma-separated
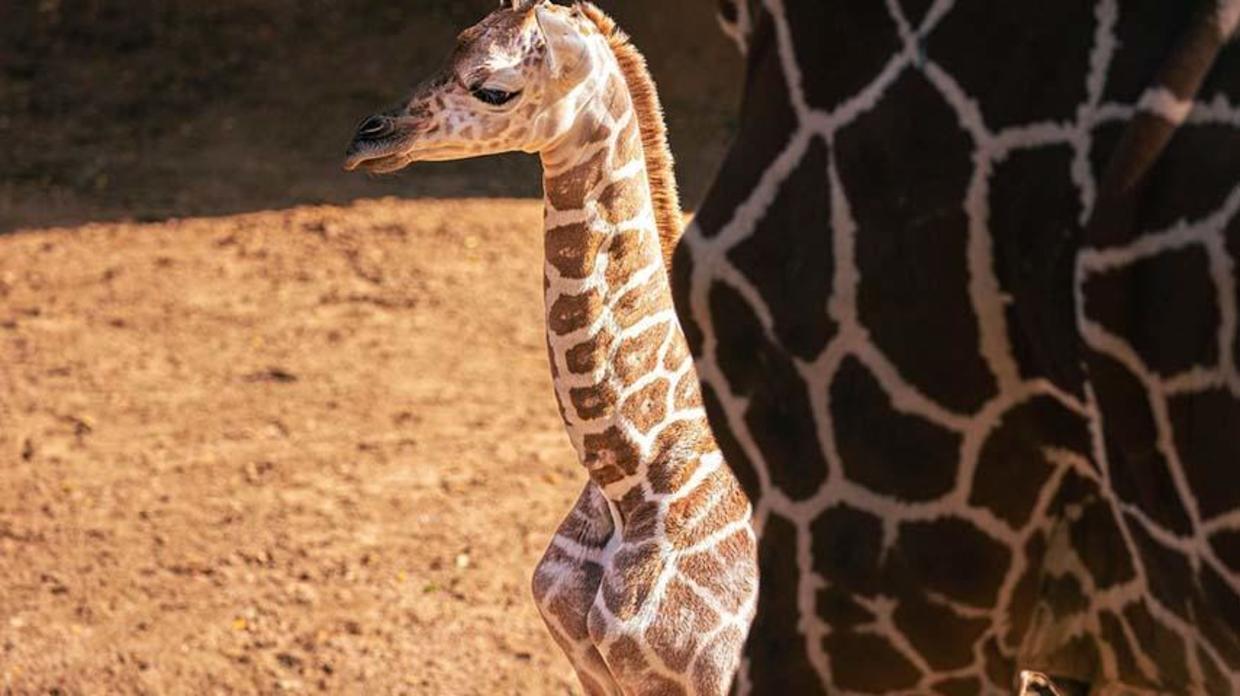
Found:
472,87 -> 519,106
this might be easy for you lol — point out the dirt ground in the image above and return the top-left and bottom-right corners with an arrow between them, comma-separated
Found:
0,199 -> 593,694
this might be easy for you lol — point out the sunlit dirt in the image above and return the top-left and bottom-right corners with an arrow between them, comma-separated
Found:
0,199 -> 585,694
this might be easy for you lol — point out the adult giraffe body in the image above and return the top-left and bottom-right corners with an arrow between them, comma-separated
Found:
680,0 -> 1240,693
345,2 -> 758,694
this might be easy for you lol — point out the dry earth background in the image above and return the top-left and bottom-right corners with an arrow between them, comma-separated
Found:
0,1 -> 742,693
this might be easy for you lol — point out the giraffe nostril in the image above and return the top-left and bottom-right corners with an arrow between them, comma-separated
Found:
355,115 -> 391,139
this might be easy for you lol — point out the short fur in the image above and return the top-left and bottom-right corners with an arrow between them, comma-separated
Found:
578,2 -> 684,268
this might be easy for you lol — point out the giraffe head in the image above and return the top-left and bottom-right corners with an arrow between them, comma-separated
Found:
344,0 -> 607,173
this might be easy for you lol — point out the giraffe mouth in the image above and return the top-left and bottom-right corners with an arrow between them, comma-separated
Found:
343,144 -> 414,174
344,150 -> 412,174
345,141 -> 481,173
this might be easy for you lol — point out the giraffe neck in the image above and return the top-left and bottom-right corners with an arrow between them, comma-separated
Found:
538,72 -> 710,503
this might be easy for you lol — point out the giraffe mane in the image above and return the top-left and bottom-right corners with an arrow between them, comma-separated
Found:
577,2 -> 683,268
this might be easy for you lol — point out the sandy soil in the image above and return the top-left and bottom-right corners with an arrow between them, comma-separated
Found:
0,199 -> 588,694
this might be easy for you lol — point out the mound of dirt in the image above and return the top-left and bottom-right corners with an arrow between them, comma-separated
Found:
0,199 -> 590,694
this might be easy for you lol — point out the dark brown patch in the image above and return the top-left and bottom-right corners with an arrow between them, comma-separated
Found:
1088,352 -> 1193,536
710,282 -> 828,500
548,289 -> 604,335
817,585 -> 874,630
623,500 -> 660,543
546,222 -> 601,279
1004,534 -> 1048,649
614,483 -> 644,520
821,631 -> 922,691
1168,387 -> 1240,521
839,69 -> 997,413
830,356 -> 960,501
589,461 -> 628,488
677,550 -> 726,596
982,635 -> 1013,689
571,382 -> 617,420
547,577 -> 599,641
622,377 -> 669,433
1098,610 -> 1156,691
931,676 -> 982,696
970,396 -> 1091,527
1123,599 -> 1189,688
888,517 -> 1012,607
809,504 -> 884,595
726,135 -> 837,361
891,593 -> 990,670
546,148 -> 607,211
1084,245 -> 1219,378
583,426 -> 641,476
614,320 -> 669,386
555,489 -> 614,549
566,327 -> 616,374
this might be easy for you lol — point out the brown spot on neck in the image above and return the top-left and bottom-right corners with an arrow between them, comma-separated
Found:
548,289 -> 604,335
545,148 -> 607,211
545,222 -> 601,279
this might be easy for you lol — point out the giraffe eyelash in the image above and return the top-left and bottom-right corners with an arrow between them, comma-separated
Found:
471,87 -> 520,106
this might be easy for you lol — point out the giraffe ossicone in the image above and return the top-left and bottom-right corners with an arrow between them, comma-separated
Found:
345,3 -> 759,694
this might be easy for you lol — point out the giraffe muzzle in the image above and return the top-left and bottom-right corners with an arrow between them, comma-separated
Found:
343,115 -> 405,172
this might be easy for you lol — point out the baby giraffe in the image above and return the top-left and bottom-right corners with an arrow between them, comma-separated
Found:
344,2 -> 758,694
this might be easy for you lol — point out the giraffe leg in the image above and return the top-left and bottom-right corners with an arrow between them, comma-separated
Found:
586,469 -> 759,696
532,482 -> 622,696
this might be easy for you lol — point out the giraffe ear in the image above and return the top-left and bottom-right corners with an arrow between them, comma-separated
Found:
535,4 -> 588,80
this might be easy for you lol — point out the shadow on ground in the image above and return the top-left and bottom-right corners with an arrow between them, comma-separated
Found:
0,0 -> 741,232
